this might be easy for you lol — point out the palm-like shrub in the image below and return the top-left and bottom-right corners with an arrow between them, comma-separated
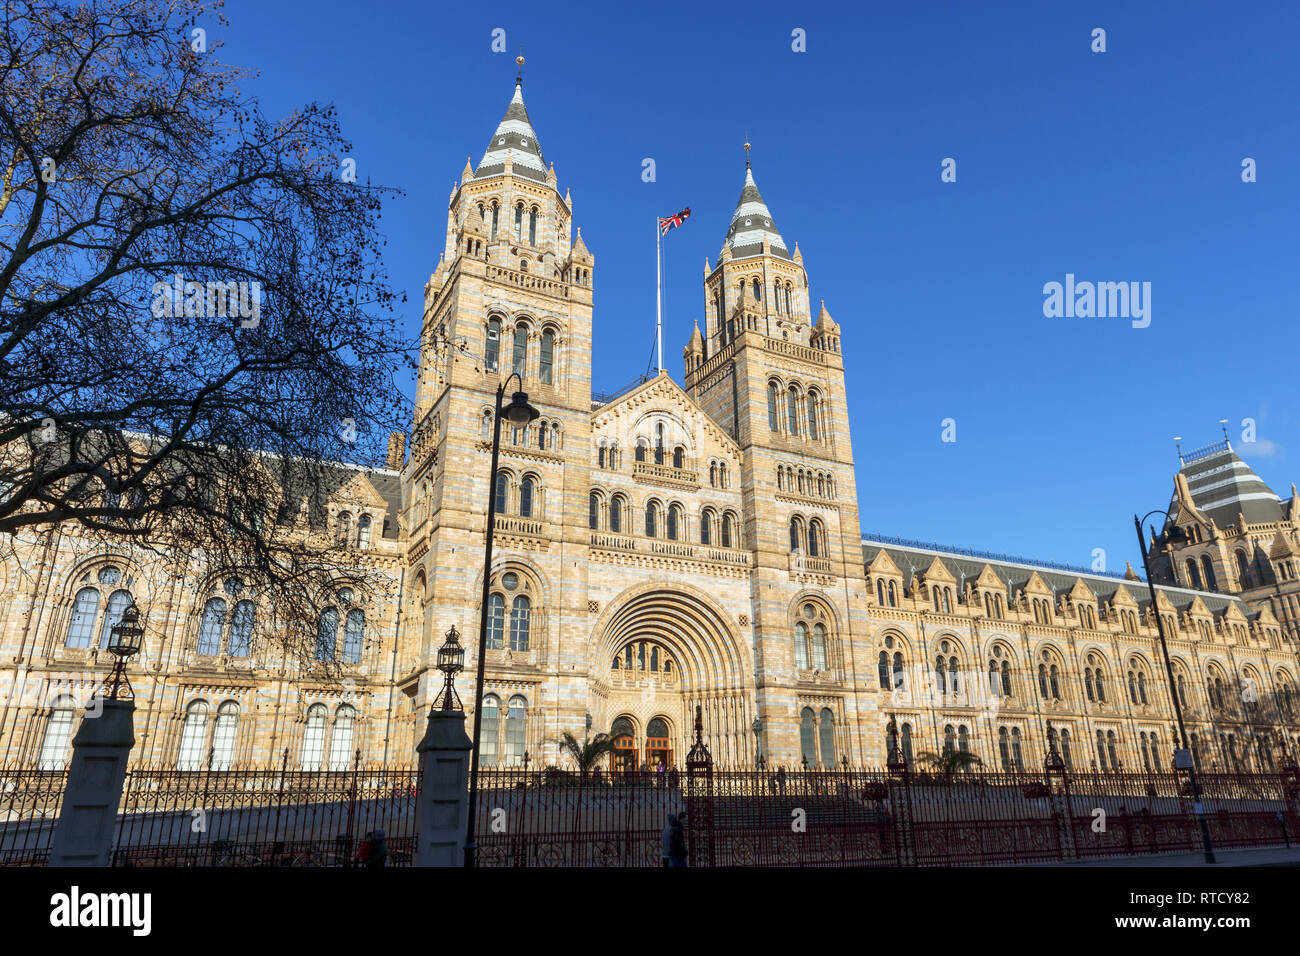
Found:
915,749 -> 984,777
558,732 -> 618,775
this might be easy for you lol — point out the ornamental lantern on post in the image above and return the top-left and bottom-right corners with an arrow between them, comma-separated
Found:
104,603 -> 144,700
886,714 -> 908,773
1044,720 -> 1066,773
434,624 -> 466,712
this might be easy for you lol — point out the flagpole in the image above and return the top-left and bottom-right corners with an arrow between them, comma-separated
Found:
655,217 -> 663,374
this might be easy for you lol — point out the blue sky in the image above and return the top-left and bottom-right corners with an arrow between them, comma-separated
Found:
219,0 -> 1299,575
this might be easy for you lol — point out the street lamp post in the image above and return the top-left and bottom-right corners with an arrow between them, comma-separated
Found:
1134,510 -> 1216,864
463,377 -> 539,868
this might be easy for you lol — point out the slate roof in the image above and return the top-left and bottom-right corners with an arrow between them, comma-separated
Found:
475,80 -> 548,184
273,459 -> 403,540
861,536 -> 1255,622
725,164 -> 789,260
1169,440 -> 1283,529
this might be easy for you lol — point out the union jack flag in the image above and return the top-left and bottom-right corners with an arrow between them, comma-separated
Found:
658,207 -> 691,234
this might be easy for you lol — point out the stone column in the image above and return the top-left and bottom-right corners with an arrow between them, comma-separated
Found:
48,698 -> 136,867
413,710 -> 473,866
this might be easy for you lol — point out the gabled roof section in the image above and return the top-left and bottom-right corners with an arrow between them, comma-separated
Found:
1068,578 -> 1097,602
1171,439 -> 1283,529
333,469 -> 391,510
922,556 -> 956,583
1187,594 -> 1212,618
1111,583 -> 1138,607
974,564 -> 1003,590
591,372 -> 742,458
274,461 -> 403,540
868,549 -> 902,577
1022,570 -> 1051,595
725,163 -> 790,261
861,535 -> 1251,619
1269,530 -> 1296,559
476,79 -> 548,184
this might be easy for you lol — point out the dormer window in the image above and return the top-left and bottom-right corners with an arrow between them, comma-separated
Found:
521,138 -> 529,147
497,137 -> 505,145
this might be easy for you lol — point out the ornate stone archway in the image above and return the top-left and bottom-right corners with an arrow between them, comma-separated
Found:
588,583 -> 754,767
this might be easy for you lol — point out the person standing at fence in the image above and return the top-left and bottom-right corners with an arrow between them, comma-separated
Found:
668,811 -> 688,867
354,831 -> 374,866
661,812 -> 675,867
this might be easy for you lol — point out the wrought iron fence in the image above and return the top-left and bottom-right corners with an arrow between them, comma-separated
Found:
0,766 -> 68,866
109,758 -> 419,867
6,758 -> 1297,867
473,765 -> 1300,867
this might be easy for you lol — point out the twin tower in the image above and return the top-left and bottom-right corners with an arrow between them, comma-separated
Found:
401,72 -> 868,768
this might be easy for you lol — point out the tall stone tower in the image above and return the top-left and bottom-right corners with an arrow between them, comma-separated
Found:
684,154 -> 874,760
398,65 -> 595,748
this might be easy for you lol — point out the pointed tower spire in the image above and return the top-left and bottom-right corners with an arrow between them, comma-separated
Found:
571,227 -> 591,260
814,299 -> 839,333
725,152 -> 789,260
688,318 -> 703,350
476,70 -> 547,183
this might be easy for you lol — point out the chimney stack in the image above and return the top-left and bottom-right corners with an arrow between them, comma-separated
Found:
386,431 -> 406,471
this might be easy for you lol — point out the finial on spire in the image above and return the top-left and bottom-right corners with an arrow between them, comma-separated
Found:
1174,435 -> 1184,464
743,135 -> 751,168
516,49 -> 525,84
1219,418 -> 1231,446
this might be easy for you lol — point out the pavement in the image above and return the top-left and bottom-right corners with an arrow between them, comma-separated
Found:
1024,843 -> 1300,866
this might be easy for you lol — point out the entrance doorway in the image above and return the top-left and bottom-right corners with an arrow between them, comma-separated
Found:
645,716 -> 673,770
611,716 -> 637,772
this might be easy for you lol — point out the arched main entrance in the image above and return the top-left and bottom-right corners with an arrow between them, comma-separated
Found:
590,584 -> 754,768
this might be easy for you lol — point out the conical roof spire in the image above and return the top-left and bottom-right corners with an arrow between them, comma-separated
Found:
814,299 -> 839,333
687,318 -> 704,351
725,160 -> 789,260
476,76 -> 547,184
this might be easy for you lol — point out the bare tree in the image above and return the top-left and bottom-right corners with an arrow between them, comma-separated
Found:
0,0 -> 411,662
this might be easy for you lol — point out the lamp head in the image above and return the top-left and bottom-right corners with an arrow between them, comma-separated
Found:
504,391 -> 539,426
107,603 -> 145,659
434,624 -> 466,712
437,625 -> 465,677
